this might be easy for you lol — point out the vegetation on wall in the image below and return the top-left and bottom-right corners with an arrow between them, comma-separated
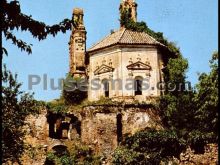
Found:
2,3 -> 217,164
113,7 -> 219,164
46,74 -> 88,113
47,99 -> 69,114
61,73 -> 88,105
112,52 -> 218,164
120,8 -> 180,57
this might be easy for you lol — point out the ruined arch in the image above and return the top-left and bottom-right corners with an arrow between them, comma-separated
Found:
47,113 -> 81,140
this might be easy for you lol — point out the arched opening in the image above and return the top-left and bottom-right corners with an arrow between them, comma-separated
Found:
117,114 -> 123,144
134,76 -> 143,96
102,79 -> 109,97
47,113 -> 81,140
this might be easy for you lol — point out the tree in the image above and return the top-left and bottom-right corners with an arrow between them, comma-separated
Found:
0,0 -> 75,163
159,55 -> 197,136
194,52 -> 218,138
112,128 -> 185,164
1,0 -> 73,55
0,0 -> 74,107
2,65 -> 40,163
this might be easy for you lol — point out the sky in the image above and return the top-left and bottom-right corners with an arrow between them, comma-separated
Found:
3,0 -> 218,101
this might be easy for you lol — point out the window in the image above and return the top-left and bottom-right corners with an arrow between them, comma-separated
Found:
134,76 -> 143,95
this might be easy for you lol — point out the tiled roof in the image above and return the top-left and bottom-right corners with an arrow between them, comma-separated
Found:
88,28 -> 165,52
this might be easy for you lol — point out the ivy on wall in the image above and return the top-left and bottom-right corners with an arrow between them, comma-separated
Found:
120,8 -> 180,57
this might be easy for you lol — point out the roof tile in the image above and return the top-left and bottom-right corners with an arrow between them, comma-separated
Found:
88,28 -> 164,52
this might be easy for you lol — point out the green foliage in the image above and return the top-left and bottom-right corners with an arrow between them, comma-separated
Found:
70,145 -> 101,165
113,129 -> 186,164
85,97 -> 156,107
111,49 -> 217,163
1,3 -> 74,162
85,97 -> 122,106
159,91 -> 196,134
45,152 -> 73,165
120,6 -> 218,144
159,54 -> 195,136
2,65 -> 40,163
2,0 -> 73,55
62,73 -> 88,105
164,56 -> 189,87
160,52 -> 218,144
47,99 -> 69,113
45,141 -> 102,165
113,146 -> 144,165
187,130 -> 215,150
193,52 -> 218,138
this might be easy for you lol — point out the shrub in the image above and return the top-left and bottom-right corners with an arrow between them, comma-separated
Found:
62,74 -> 87,105
113,129 -> 186,164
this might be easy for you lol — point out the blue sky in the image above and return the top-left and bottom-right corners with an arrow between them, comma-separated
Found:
3,0 -> 218,101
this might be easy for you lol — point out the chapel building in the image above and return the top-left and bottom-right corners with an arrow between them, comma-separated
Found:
69,0 -> 169,102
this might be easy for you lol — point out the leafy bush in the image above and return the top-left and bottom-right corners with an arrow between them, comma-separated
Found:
47,99 -> 69,113
45,152 -> 73,165
62,74 -> 87,105
193,52 -> 218,138
50,141 -> 103,165
187,130 -> 217,154
113,129 -> 186,164
69,144 -> 101,165
113,146 -> 144,165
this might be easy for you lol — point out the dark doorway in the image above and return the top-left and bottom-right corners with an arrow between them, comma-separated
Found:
117,114 -> 122,144
103,80 -> 109,97
135,77 -> 143,95
70,116 -> 81,136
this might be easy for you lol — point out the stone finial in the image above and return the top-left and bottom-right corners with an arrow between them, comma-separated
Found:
122,0 -> 135,4
73,8 -> 84,26
73,8 -> 84,15
120,0 -> 137,26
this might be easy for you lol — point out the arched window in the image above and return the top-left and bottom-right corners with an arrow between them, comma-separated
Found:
134,76 -> 143,96
102,79 -> 109,97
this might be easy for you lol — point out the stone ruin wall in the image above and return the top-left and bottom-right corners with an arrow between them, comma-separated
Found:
170,143 -> 218,165
5,106 -> 217,165
81,105 -> 163,155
